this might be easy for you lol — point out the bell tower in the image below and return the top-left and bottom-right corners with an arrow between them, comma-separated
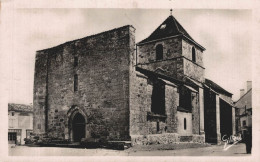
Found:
136,14 -> 206,83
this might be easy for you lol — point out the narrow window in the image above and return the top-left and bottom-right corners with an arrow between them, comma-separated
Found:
38,124 -> 41,129
74,74 -> 78,92
192,47 -> 196,62
74,56 -> 78,67
157,121 -> 160,132
184,118 -> 187,130
12,112 -> 15,116
156,44 -> 163,60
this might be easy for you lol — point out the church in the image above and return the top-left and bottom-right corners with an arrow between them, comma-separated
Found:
33,13 -> 235,145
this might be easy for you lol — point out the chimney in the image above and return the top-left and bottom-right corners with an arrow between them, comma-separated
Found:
247,81 -> 252,91
240,89 -> 245,97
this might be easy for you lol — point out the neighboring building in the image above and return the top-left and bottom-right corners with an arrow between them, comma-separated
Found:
33,14 -> 235,145
234,81 -> 252,137
8,103 -> 33,145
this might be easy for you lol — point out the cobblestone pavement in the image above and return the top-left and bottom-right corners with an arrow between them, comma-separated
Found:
8,143 -> 250,156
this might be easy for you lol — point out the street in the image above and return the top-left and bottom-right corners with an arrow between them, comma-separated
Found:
9,143 -> 250,156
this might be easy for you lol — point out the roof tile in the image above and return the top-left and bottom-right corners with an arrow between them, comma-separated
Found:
8,103 -> 33,112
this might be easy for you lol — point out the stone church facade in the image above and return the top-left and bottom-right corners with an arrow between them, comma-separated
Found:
33,14 -> 235,144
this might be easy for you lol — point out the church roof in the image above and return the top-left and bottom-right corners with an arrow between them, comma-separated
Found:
204,78 -> 233,96
137,15 -> 205,50
136,67 -> 197,89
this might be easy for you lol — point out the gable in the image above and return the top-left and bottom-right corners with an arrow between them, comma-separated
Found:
235,89 -> 252,109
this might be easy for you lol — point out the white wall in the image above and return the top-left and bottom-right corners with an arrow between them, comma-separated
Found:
8,111 -> 33,144
177,111 -> 192,136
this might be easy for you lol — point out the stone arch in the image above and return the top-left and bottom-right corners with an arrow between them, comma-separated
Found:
67,105 -> 87,142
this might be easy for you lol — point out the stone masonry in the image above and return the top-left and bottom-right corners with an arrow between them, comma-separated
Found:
33,14 -> 235,145
34,25 -> 135,141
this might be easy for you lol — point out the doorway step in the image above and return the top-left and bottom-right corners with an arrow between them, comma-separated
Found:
39,141 -> 83,148
81,140 -> 132,150
106,141 -> 132,150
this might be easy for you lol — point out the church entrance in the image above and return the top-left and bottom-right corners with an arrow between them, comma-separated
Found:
72,113 -> 86,142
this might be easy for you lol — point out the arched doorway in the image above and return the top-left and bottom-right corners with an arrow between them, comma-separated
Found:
72,113 -> 86,142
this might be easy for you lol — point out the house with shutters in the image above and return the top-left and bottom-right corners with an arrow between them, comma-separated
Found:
8,103 -> 33,145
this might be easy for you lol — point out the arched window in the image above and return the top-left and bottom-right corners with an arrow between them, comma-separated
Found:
156,44 -> 163,60
192,47 -> 196,62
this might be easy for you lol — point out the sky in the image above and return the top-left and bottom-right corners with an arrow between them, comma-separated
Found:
1,8 -> 252,104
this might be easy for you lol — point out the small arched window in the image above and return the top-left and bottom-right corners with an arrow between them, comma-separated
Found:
156,44 -> 163,60
192,47 -> 196,62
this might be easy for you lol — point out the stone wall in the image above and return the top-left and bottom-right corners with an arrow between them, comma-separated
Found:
137,37 -> 204,83
131,133 -> 180,145
129,72 -> 151,135
132,35 -> 204,144
177,111 -> 192,135
33,25 -> 135,141
137,37 -> 182,64
131,133 -> 205,146
191,92 -> 200,134
176,90 -> 200,136
129,72 -> 179,136
33,52 -> 48,134
183,59 -> 204,82
182,40 -> 203,67
137,37 -> 184,80
138,58 -> 183,80
165,82 -> 179,133
192,134 -> 205,143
